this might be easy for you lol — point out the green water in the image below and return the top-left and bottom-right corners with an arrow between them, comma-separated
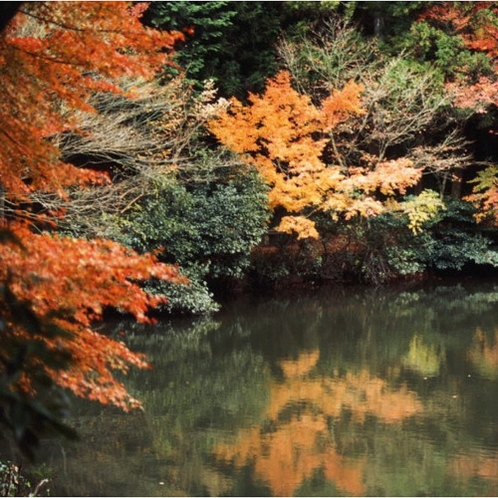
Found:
38,282 -> 498,496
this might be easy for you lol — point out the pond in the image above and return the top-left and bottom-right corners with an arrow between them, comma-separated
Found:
37,280 -> 498,496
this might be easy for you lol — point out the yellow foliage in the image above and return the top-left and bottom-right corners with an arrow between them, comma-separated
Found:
276,216 -> 320,240
400,189 -> 446,234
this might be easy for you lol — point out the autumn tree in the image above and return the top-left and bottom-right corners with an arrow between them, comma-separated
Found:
0,2 -> 186,456
209,69 -> 440,241
278,20 -> 471,189
299,11 -> 498,273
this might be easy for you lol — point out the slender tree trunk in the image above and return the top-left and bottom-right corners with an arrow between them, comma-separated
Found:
0,184 -> 5,227
451,169 -> 463,199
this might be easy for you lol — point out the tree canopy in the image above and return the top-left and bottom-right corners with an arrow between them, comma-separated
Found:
0,1 -> 185,456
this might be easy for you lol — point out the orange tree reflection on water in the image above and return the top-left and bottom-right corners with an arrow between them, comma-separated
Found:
214,349 -> 423,496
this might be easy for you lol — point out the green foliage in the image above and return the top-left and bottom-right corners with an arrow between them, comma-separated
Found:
390,199 -> 498,275
423,231 -> 498,270
148,1 -> 236,80
279,1 -> 345,39
47,60 -> 270,315
117,164 -> 269,313
147,1 -> 285,98
145,264 -> 219,315
394,21 -> 493,81
308,198 -> 498,285
344,214 -> 418,284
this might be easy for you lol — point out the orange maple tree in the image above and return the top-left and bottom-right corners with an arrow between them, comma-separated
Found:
209,71 -> 422,239
0,1 -> 186,452
1,1 -> 183,195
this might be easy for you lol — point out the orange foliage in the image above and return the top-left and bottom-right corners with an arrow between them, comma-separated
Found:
321,79 -> 365,131
214,350 -> 423,495
0,2 -> 183,196
0,225 -> 185,409
209,71 -> 421,239
0,3 -> 186,413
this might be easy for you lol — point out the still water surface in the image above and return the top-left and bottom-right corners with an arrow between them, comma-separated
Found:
40,281 -> 498,496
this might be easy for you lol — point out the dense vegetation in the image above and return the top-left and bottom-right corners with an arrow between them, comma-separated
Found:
144,1 -> 498,292
3,0 -> 498,469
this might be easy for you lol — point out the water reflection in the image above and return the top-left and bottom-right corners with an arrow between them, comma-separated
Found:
402,334 -> 444,377
469,329 -> 498,380
32,282 -> 498,496
214,350 -> 424,496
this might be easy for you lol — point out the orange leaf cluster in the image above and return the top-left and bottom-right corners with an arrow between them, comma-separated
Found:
0,225 -> 185,410
321,79 -> 364,131
209,71 -> 421,238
